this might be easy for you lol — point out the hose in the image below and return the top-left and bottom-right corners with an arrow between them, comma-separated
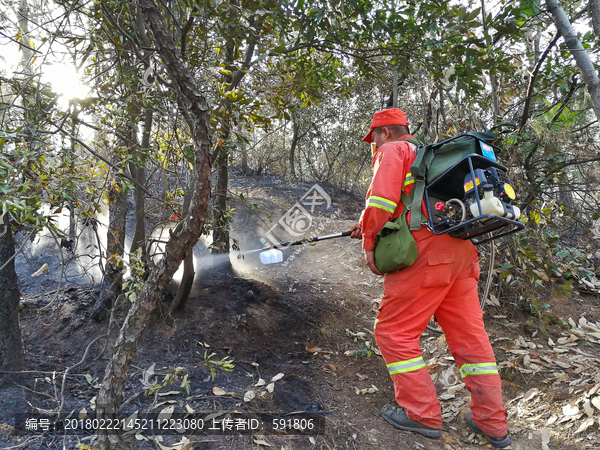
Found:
481,238 -> 495,310
446,198 -> 467,222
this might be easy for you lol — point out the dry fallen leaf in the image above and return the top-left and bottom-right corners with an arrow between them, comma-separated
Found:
345,329 -> 366,340
541,428 -> 550,450
271,373 -> 284,382
574,418 -> 595,435
355,385 -> 378,395
546,415 -> 558,426
157,391 -> 181,396
447,383 -> 465,395
562,404 -> 579,417
523,388 -> 539,402
158,405 -> 174,422
253,438 -> 273,447
266,382 -> 275,393
31,263 -> 49,277
583,399 -> 594,418
557,335 -> 578,345
122,411 -> 139,432
212,387 -> 226,396
323,362 -> 336,373
305,344 -> 322,353
243,390 -> 255,402
591,396 -> 600,411
255,378 -> 266,387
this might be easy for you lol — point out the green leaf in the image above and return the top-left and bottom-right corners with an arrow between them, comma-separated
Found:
499,270 -> 512,280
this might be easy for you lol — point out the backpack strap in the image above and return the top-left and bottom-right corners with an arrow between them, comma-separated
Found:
393,137 -> 427,231
408,144 -> 435,231
392,137 -> 422,147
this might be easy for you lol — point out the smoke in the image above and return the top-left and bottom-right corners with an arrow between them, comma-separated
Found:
21,200 -> 273,290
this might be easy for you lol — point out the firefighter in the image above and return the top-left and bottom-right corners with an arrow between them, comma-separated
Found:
349,108 -> 511,448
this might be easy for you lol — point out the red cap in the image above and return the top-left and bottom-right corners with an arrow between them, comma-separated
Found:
362,108 -> 410,143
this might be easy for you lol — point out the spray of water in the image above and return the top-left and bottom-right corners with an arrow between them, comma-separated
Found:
23,202 -> 273,292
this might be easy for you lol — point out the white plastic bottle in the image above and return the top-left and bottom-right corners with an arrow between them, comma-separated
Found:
470,186 -> 520,220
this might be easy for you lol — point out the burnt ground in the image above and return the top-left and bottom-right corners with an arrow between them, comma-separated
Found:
1,172 -> 599,450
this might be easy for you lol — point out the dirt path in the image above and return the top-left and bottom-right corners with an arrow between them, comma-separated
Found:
1,175 -> 599,449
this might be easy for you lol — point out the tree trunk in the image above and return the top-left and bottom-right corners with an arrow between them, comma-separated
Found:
68,120 -> 77,244
129,107 -> 153,261
590,0 -> 600,39
17,0 -> 33,69
546,0 -> 600,125
169,187 -> 195,313
211,33 -> 235,262
91,174 -> 127,322
105,179 -> 127,288
240,143 -> 249,174
481,0 -> 499,124
289,112 -> 300,179
0,215 -> 24,383
212,8 -> 258,261
95,1 -> 213,448
212,135 -> 231,261
392,66 -> 398,108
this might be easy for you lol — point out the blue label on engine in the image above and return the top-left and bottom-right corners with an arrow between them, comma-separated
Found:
480,141 -> 497,161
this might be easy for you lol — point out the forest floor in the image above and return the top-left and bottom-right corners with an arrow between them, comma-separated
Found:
1,171 -> 599,450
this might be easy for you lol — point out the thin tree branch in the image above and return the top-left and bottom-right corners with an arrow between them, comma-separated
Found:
518,33 -> 560,131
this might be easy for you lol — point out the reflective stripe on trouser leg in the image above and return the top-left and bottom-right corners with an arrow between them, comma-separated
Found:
460,363 -> 498,378
387,357 -> 426,375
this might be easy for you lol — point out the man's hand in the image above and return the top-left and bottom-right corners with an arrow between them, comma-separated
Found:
349,224 -> 362,239
364,249 -> 383,276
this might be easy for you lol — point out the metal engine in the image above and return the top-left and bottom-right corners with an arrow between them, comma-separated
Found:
425,155 -> 524,244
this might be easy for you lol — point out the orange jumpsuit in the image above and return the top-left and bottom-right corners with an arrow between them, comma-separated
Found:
359,136 -> 508,438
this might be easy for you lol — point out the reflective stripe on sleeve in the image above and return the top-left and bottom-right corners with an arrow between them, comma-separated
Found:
459,362 -> 499,378
366,196 -> 397,213
387,356 -> 426,375
403,172 -> 415,187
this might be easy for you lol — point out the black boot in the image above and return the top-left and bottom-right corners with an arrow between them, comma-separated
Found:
466,411 -> 511,448
380,405 -> 442,438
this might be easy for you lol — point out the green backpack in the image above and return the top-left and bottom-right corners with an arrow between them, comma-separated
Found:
402,131 -> 505,231
375,128 -> 512,273
372,130 -> 508,273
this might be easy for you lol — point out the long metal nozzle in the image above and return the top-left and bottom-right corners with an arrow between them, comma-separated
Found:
240,231 -> 354,264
